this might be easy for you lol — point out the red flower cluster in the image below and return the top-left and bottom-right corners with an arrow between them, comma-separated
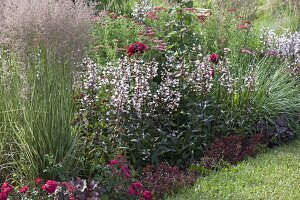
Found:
210,53 -> 220,64
128,181 -> 152,200
19,186 -> 28,194
128,181 -> 143,196
108,155 -> 131,179
0,182 -> 13,200
127,42 -> 148,57
41,180 -> 58,194
238,20 -> 252,29
35,177 -> 42,184
142,190 -> 153,200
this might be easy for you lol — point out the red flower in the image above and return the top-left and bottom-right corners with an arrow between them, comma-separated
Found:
1,183 -> 13,195
197,15 -> 207,22
0,192 -> 7,200
210,53 -> 220,64
35,178 -> 42,184
19,186 -> 28,194
41,180 -> 58,194
127,42 -> 148,57
128,181 -> 143,196
142,190 -> 153,200
108,159 -> 119,167
238,20 -> 251,29
63,182 -> 76,193
120,165 -> 131,179
227,8 -> 237,12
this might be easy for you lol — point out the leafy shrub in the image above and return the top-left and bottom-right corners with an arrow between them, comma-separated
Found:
141,163 -> 197,199
201,134 -> 269,169
256,115 -> 295,146
0,0 -> 93,62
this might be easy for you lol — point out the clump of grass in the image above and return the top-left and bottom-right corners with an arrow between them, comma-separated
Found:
0,47 -> 81,181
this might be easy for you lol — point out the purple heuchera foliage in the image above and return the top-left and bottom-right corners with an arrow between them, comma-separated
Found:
141,163 -> 197,199
201,134 -> 268,169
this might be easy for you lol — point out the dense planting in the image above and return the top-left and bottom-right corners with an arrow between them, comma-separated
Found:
0,0 -> 300,199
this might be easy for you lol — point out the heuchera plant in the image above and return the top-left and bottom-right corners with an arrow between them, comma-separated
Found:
201,134 -> 269,169
140,163 -> 197,199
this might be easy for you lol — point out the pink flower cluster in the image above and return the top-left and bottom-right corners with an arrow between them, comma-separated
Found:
108,156 -> 153,200
0,177 -> 106,199
41,180 -> 58,194
0,182 -> 13,200
108,155 -> 131,179
128,181 -> 152,200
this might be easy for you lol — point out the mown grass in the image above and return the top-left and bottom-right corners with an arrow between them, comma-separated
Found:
167,139 -> 300,200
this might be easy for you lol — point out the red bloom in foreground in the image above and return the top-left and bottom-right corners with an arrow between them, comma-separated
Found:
19,186 -> 28,194
0,192 -> 7,200
210,53 -> 220,64
128,181 -> 143,196
41,180 -> 58,194
108,159 -> 119,167
35,178 -> 42,184
120,165 -> 131,179
127,42 -> 148,57
1,182 -> 13,195
142,190 -> 153,200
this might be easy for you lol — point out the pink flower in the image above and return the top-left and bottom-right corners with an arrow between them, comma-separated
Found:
35,178 -> 42,184
0,192 -> 7,200
1,182 -> 13,195
41,180 -> 58,194
210,53 -> 220,64
63,182 -> 76,193
128,181 -> 143,196
19,186 -> 28,194
108,159 -> 119,166
121,165 -> 131,179
142,190 -> 153,200
127,42 -> 148,57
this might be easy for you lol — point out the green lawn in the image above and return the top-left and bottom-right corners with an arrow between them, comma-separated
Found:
167,139 -> 300,200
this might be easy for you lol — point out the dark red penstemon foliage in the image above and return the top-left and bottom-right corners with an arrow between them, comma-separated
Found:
201,134 -> 268,169
141,163 -> 197,199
